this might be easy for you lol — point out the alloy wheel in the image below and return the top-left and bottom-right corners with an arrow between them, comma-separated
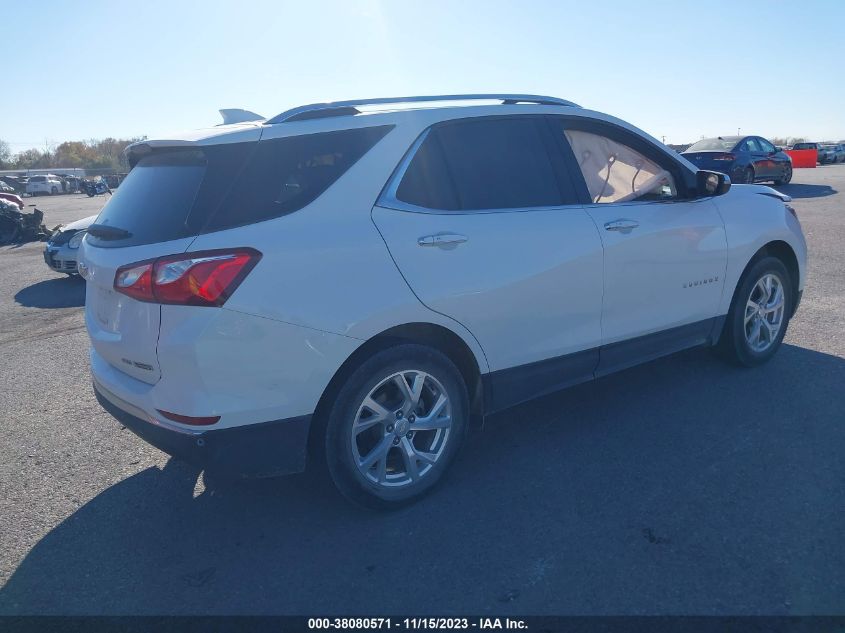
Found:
744,273 -> 786,352
351,370 -> 452,488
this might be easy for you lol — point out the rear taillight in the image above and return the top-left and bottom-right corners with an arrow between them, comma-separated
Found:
114,248 -> 261,307
713,153 -> 735,161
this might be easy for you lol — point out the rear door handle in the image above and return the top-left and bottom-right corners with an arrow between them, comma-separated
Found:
604,219 -> 639,233
418,233 -> 468,247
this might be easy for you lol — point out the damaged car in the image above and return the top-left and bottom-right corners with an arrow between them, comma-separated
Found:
44,214 -> 96,275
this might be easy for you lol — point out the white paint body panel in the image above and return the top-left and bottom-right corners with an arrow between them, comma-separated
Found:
82,236 -> 195,384
585,198 -> 727,344
710,185 -> 807,314
372,205 -> 603,370
81,101 -> 807,437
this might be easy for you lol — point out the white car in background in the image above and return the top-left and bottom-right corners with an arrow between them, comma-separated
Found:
79,94 -> 807,508
25,174 -> 62,195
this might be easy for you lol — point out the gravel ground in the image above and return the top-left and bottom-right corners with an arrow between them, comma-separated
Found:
0,171 -> 843,615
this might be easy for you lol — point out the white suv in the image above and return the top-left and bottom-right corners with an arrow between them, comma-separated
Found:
25,174 -> 62,195
79,94 -> 807,508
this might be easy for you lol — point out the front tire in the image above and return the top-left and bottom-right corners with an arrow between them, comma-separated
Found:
324,344 -> 469,509
774,164 -> 792,185
715,256 -> 793,367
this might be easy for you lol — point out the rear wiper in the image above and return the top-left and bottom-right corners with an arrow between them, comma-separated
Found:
87,223 -> 132,240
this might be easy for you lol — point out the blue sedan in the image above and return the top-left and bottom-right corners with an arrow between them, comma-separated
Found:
682,136 -> 793,186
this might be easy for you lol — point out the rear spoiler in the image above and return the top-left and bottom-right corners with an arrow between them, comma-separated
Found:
219,109 -> 265,125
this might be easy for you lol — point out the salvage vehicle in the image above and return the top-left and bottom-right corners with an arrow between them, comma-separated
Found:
44,214 -> 96,275
791,142 -> 832,164
79,94 -> 807,508
682,136 -> 792,185
822,143 -> 845,164
0,191 -> 24,209
25,174 -> 63,196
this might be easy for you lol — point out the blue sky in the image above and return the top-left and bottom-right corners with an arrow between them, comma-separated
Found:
1,0 -> 843,153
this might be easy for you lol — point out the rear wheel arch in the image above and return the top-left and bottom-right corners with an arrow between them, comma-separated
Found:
308,322 -> 485,460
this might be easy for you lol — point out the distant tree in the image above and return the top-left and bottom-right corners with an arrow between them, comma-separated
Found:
0,139 -> 10,168
7,136 -> 145,171
13,148 -> 48,169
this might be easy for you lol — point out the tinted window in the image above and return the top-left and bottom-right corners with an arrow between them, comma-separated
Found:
433,118 -> 563,210
396,132 -> 459,210
205,126 -> 393,231
87,150 -> 217,248
30,176 -> 46,182
88,126 -> 391,247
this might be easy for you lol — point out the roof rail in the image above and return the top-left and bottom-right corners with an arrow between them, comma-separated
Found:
266,94 -> 579,124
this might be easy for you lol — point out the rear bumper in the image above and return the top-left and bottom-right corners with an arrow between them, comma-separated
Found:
94,381 -> 311,478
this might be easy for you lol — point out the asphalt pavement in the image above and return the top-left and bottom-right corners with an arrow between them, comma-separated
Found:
0,171 -> 843,615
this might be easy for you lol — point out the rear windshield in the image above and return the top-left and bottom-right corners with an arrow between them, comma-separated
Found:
685,138 -> 737,152
792,143 -> 815,150
30,176 -> 46,182
86,150 -> 218,248
87,125 -> 392,248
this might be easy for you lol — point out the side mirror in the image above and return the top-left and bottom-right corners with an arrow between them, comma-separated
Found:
697,170 -> 731,197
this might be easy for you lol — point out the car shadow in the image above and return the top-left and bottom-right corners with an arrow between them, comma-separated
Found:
1,343 -> 843,615
14,276 -> 85,309
773,182 -> 837,198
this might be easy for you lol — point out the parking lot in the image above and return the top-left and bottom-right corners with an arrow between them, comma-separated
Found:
0,168 -> 843,615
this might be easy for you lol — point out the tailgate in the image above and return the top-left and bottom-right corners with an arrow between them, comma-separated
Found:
79,141 -> 258,385
83,237 -> 196,384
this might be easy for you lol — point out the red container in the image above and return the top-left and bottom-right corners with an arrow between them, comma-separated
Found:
785,149 -> 817,168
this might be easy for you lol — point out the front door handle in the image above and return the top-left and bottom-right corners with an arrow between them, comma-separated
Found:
604,219 -> 639,233
418,233 -> 468,248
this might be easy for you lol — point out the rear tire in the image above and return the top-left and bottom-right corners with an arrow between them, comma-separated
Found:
743,167 -> 755,184
715,256 -> 793,367
323,344 -> 469,509
50,186 -> 58,195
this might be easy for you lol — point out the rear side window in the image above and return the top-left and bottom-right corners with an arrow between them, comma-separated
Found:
396,118 -> 566,211
740,138 -> 762,152
204,125 -> 393,232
